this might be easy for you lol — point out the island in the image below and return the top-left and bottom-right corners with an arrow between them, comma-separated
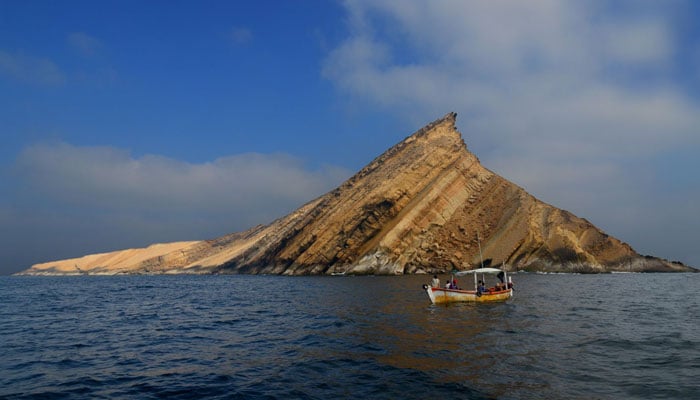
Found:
18,113 -> 695,275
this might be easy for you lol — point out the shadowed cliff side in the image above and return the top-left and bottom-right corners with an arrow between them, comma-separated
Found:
19,113 -> 695,275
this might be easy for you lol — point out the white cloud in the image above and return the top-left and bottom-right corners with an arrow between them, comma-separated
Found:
67,32 -> 103,57
601,20 -> 673,66
324,0 -> 700,266
0,50 -> 66,85
14,142 -> 350,233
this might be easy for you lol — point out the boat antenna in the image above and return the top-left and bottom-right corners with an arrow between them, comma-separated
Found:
476,229 -> 484,269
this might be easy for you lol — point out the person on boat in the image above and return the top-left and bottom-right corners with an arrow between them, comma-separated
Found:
477,280 -> 486,294
430,275 -> 440,288
497,271 -> 505,284
451,278 -> 459,290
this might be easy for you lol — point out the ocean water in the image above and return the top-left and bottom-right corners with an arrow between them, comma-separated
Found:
0,273 -> 698,399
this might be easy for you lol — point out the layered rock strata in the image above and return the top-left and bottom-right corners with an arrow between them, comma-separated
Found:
19,113 -> 695,275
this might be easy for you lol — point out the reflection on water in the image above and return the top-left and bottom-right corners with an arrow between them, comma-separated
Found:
347,276 -> 541,398
304,273 -> 700,399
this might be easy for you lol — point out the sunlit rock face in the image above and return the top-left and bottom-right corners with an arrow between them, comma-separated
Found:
19,113 -> 694,275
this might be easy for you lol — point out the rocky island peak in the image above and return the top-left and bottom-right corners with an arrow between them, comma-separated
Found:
19,113 -> 695,275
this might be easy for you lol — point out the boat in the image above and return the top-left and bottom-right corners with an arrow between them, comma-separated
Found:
422,267 -> 514,304
423,230 -> 513,304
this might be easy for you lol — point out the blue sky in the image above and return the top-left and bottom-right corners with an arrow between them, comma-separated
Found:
1,1 -> 699,275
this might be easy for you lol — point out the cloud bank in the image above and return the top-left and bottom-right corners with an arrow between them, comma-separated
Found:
2,143 -> 349,273
16,143 -> 348,217
323,0 -> 700,265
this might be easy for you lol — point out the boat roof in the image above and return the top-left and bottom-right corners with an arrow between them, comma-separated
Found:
454,267 -> 504,276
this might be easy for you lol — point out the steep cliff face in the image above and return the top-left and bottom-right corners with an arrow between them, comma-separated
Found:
19,113 -> 694,275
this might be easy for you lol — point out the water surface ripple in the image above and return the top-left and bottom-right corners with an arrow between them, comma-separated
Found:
1,273 -> 698,399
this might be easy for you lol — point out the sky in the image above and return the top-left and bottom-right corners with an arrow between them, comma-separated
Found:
1,0 -> 699,275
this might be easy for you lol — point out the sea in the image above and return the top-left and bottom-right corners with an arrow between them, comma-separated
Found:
0,273 -> 698,399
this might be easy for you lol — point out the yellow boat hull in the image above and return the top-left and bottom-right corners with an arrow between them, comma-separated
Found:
425,287 -> 513,304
